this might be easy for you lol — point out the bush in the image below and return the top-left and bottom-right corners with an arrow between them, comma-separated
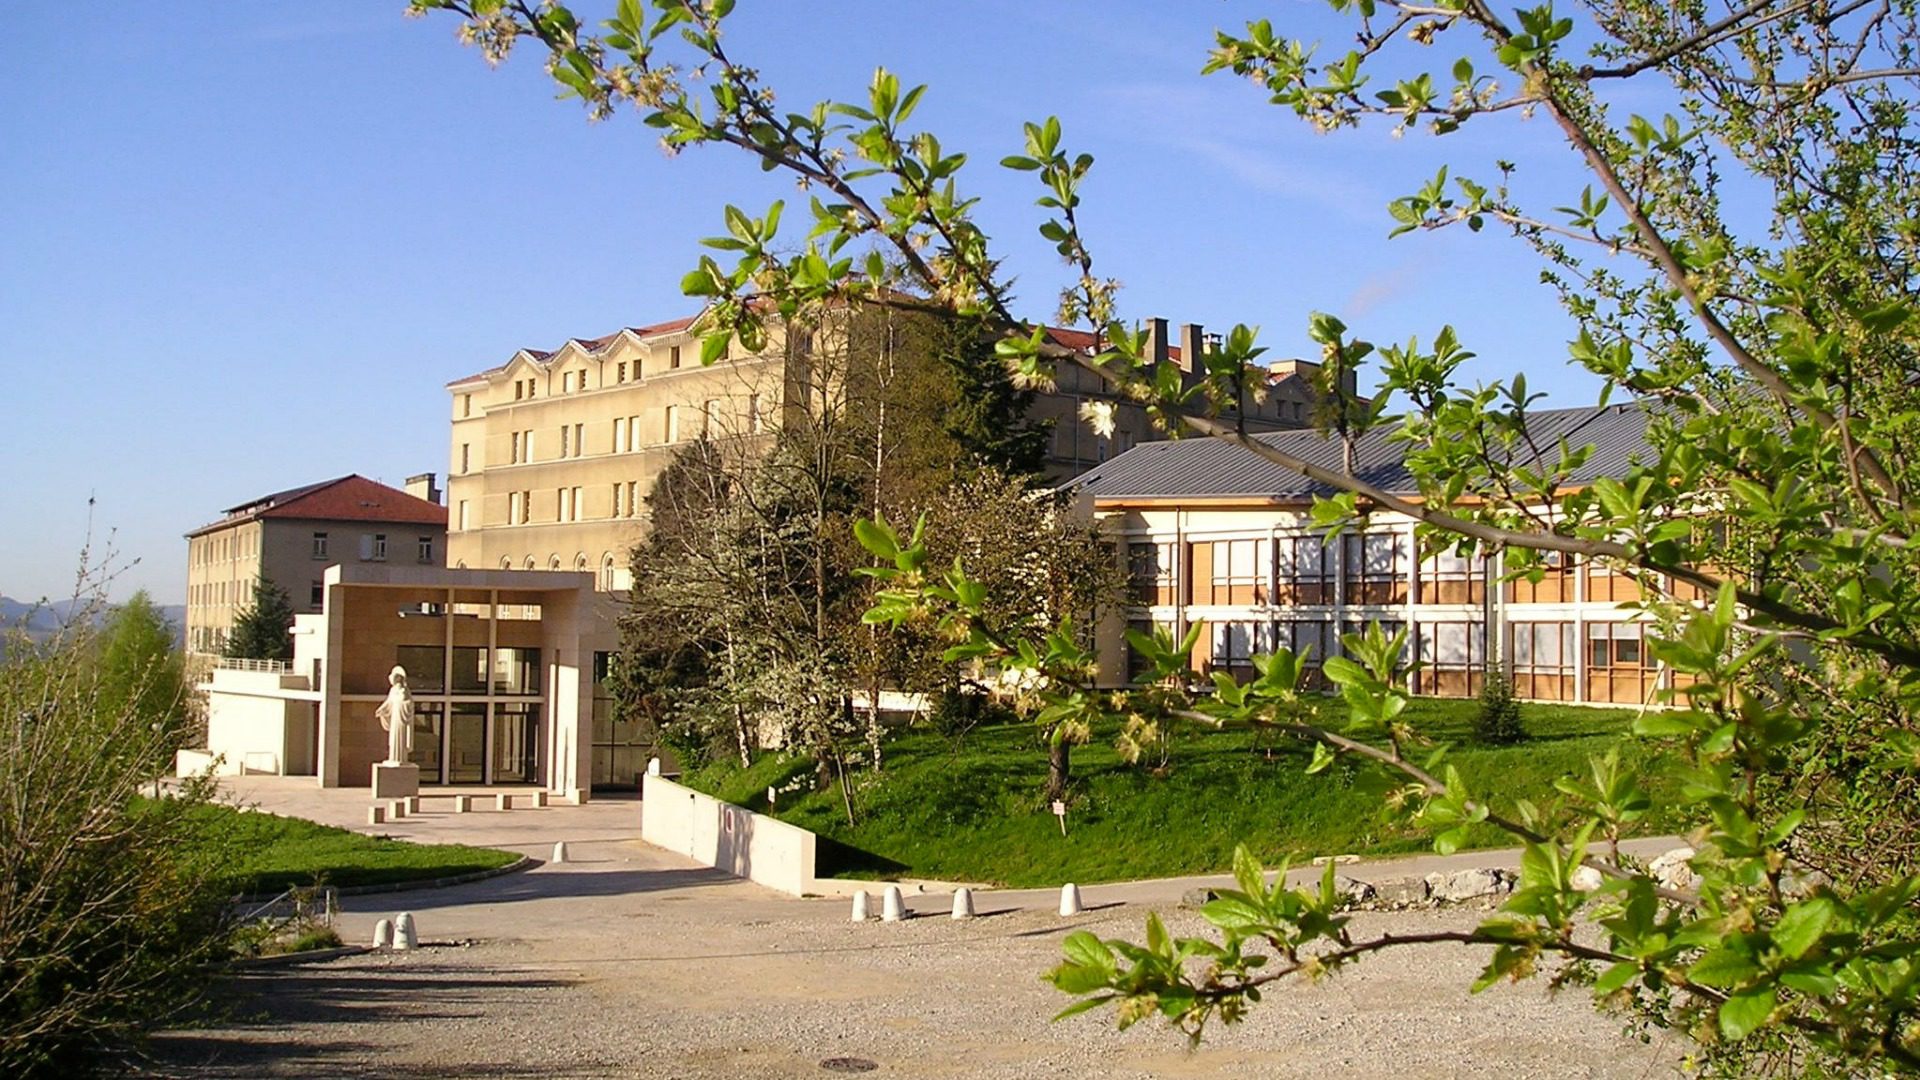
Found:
0,612 -> 233,1076
1473,669 -> 1525,745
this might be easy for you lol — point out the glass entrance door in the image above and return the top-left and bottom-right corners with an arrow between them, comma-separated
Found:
408,703 -> 445,783
492,703 -> 538,784
447,704 -> 487,784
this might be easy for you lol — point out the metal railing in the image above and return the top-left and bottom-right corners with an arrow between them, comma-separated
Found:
213,657 -> 293,673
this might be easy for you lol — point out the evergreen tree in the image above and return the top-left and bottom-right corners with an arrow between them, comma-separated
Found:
224,577 -> 293,662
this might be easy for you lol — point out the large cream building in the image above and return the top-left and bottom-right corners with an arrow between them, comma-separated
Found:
442,310 -> 1321,582
184,474 -> 448,656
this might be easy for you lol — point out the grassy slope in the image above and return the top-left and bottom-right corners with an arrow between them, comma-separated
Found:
682,699 -> 1682,888
180,803 -> 521,895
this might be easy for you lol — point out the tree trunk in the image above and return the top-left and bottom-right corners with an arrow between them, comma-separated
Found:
1045,739 -> 1072,802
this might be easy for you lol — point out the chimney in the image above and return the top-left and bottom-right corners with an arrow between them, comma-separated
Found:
1177,323 -> 1205,373
405,472 -> 442,506
1144,317 -> 1169,367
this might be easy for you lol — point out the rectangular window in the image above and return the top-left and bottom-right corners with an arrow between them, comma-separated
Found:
1126,541 -> 1176,606
458,500 -> 470,531
1507,550 -> 1578,604
626,480 -> 639,517
1414,621 -> 1486,698
703,398 -> 720,437
492,647 -> 542,695
617,361 -> 627,383
1511,621 -> 1576,701
613,417 -> 627,453
560,425 -> 570,458
514,381 -> 524,401
417,535 -> 433,564
1282,620 -> 1336,690
665,405 -> 681,443
562,371 -> 573,393
1202,538 -> 1265,606
523,429 -> 533,462
394,645 -> 446,694
462,393 -> 473,417
460,443 -> 471,474
627,415 -> 641,452
558,487 -> 572,522
612,483 -> 623,518
1208,621 -> 1269,679
508,491 -> 523,524
451,646 -> 488,694
1125,619 -> 1176,683
1418,546 -> 1487,605
573,486 -> 583,520
1274,533 -> 1334,605
373,534 -> 387,561
572,423 -> 584,457
748,393 -> 766,434
312,532 -> 329,560
1585,622 -> 1655,704
1342,532 -> 1408,605
1586,560 -> 1643,604
520,490 -> 531,524
668,345 -> 682,369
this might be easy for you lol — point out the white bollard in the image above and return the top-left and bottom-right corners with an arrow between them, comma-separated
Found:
881,885 -> 906,922
495,793 -> 512,811
389,800 -> 406,820
367,805 -> 385,825
372,919 -> 394,949
532,790 -> 549,808
647,757 -> 662,777
850,891 -> 871,922
394,912 -> 417,950
951,887 -> 975,920
454,795 -> 471,813
551,841 -> 569,864
1059,883 -> 1083,917
404,796 -> 421,815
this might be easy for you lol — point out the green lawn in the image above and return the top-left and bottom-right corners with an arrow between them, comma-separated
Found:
176,802 -> 522,896
681,698 -> 1683,887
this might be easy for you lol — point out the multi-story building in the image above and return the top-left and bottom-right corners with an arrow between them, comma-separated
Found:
184,474 -> 448,655
443,309 -> 1321,583
1078,403 -> 1694,706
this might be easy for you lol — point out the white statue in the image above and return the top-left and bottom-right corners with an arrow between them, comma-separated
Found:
374,666 -> 415,765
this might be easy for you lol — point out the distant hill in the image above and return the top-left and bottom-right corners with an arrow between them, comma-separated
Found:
1,594 -> 187,648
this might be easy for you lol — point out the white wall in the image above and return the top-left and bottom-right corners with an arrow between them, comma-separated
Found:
640,774 -> 818,897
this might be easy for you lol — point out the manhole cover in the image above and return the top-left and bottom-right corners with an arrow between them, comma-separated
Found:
820,1057 -> 878,1073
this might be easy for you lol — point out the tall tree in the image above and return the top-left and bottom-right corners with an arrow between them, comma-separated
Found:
419,1 -> 1920,1069
94,590 -> 187,763
224,578 -> 292,662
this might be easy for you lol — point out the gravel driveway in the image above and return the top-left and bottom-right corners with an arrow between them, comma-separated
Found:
143,836 -> 1688,1079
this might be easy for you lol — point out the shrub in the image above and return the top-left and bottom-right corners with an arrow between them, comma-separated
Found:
0,611 -> 233,1076
1472,669 -> 1525,746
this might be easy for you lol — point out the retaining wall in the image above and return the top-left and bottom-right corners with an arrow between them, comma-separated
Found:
640,774 -> 818,897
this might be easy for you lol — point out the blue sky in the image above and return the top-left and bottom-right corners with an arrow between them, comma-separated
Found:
1,1 -> 1617,604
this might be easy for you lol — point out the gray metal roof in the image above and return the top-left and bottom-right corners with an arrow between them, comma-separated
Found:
1073,403 -> 1652,501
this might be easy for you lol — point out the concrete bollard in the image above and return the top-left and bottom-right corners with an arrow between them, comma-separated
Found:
404,796 -> 421,815
495,793 -> 512,812
389,800 -> 406,820
394,912 -> 417,950
1059,883 -> 1083,917
881,885 -> 906,922
453,795 -> 471,813
368,805 -> 386,825
951,888 -> 975,920
551,841 -> 569,864
850,891 -> 871,922
372,918 -> 394,949
533,790 -> 549,808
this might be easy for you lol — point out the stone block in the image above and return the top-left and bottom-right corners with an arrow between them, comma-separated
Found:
1650,847 -> 1696,892
403,796 -> 421,815
1332,875 -> 1378,905
388,800 -> 406,820
367,805 -> 385,826
495,793 -> 512,811
1373,877 -> 1430,908
453,795 -> 471,813
371,763 -> 420,800
1180,887 -> 1220,909
1430,868 -> 1510,903
532,790 -> 549,808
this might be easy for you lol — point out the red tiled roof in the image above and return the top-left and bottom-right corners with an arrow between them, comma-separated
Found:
187,475 -> 446,537
1045,326 -> 1184,360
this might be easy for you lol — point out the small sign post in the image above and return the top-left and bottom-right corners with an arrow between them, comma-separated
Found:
1051,799 -> 1068,836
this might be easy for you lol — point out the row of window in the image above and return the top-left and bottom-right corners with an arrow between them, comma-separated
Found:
189,529 -> 258,566
391,645 -> 542,696
1127,537 -> 1645,609
493,552 -> 624,592
309,531 -> 435,564
496,344 -> 713,407
478,395 -> 768,473
1134,617 -> 1663,705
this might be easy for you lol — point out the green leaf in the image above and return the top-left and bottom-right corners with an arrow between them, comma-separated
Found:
1771,897 -> 1835,961
1717,987 -> 1776,1041
1689,945 -> 1761,988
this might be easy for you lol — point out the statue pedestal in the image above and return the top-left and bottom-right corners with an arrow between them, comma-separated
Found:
371,762 -> 420,800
